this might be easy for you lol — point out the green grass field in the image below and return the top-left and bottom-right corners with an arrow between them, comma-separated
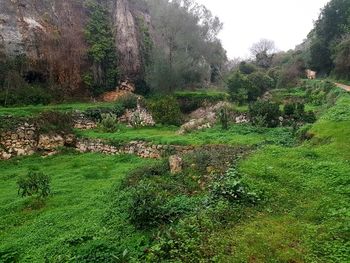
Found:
78,124 -> 295,147
205,94 -> 350,262
0,102 -> 115,117
0,153 -> 154,262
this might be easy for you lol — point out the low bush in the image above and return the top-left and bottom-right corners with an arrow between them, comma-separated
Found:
84,105 -> 125,122
0,85 -> 52,106
249,100 -> 281,127
35,111 -> 73,134
283,102 -> 316,124
116,93 -> 138,110
128,182 -> 194,229
17,170 -> 51,198
175,91 -> 229,113
210,168 -> 260,205
302,80 -> 336,105
99,113 -> 118,133
147,96 -> 183,126
283,102 -> 296,116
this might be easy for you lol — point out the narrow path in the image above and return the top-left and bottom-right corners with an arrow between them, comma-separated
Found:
335,82 -> 350,92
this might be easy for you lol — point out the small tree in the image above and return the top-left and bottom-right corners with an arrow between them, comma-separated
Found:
227,71 -> 251,105
250,39 -> 276,69
218,107 -> 229,130
247,72 -> 274,100
99,113 -> 119,133
17,170 -> 51,198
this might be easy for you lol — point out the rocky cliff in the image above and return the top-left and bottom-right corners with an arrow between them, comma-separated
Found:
0,0 -> 150,80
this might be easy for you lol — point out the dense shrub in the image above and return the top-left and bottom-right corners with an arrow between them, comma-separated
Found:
283,102 -> 316,125
99,113 -> 118,133
247,72 -> 274,100
35,111 -> 73,134
17,170 -> 51,198
147,96 -> 183,126
84,105 -> 125,122
218,106 -> 229,130
283,102 -> 296,116
122,162 -> 169,188
129,182 -> 194,229
239,61 -> 258,74
227,71 -> 251,104
175,91 -> 229,114
0,85 -> 52,106
116,93 -> 138,110
249,100 -> 281,127
210,168 -> 260,204
302,80 -> 336,105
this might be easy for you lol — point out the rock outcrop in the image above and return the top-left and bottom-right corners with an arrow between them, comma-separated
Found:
0,0 -> 150,79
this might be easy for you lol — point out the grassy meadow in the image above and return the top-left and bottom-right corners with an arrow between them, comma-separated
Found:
0,86 -> 349,262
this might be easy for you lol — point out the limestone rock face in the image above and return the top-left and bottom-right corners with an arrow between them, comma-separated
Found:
169,155 -> 183,175
0,0 -> 150,79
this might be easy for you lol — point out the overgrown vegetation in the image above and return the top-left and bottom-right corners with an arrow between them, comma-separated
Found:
84,1 -> 120,96
0,86 -> 349,262
17,170 -> 51,199
147,96 -> 183,126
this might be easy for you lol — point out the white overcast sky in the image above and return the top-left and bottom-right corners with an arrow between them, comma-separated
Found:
196,0 -> 330,59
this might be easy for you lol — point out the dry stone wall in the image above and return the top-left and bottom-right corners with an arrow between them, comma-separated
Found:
0,123 -> 194,160
76,139 -> 194,159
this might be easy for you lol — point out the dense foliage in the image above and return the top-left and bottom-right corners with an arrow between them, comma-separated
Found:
144,0 -> 227,91
249,100 -> 281,128
17,170 -> 51,198
307,0 -> 350,77
84,1 -> 120,96
147,96 -> 183,126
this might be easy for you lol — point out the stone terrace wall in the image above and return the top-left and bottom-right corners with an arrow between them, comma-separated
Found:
0,123 -> 37,158
76,139 -> 194,159
0,124 -> 194,160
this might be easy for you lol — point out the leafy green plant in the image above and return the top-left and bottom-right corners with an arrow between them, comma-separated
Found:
84,105 -> 125,122
227,71 -> 250,104
247,72 -> 274,100
218,107 -> 229,130
283,103 -> 296,116
84,1 -> 119,95
147,96 -> 183,126
128,182 -> 171,229
175,91 -> 229,113
17,170 -> 51,198
210,168 -> 260,204
249,100 -> 281,127
99,113 -> 118,133
116,93 -> 138,110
